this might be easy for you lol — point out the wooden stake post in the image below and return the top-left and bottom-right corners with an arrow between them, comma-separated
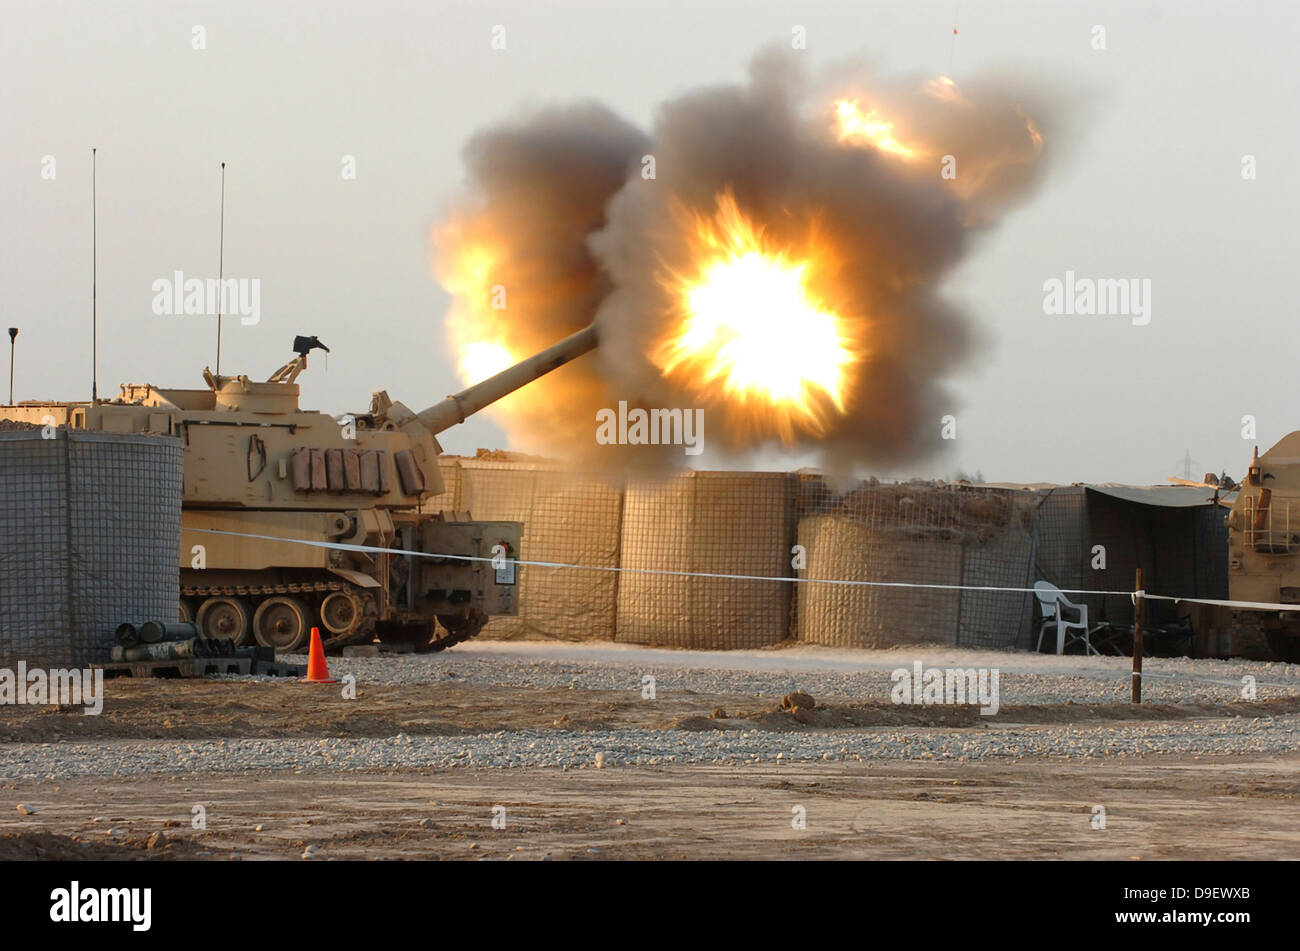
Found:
1132,568 -> 1144,704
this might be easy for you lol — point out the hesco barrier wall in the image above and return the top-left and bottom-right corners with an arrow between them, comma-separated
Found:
459,460 -> 623,641
616,471 -> 796,649
432,460 -> 1232,652
0,430 -> 183,666
795,479 -> 1037,649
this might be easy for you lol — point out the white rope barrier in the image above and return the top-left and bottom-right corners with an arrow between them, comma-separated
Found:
190,527 -> 1300,612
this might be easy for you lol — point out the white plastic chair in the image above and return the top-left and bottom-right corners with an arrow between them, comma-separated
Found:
1034,581 -> 1100,655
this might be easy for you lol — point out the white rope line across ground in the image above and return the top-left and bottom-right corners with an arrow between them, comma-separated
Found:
191,527 -> 1300,613
194,529 -> 1300,691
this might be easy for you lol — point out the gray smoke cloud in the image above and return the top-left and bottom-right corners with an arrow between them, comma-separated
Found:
435,51 -> 1055,471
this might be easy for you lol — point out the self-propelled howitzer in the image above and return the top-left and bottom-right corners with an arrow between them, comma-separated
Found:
1,326 -> 598,651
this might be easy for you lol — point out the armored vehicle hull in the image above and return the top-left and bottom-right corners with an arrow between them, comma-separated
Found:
1226,435 -> 1300,662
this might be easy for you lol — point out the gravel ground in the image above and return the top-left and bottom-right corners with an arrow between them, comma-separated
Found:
3,714 -> 1297,780
3,643 -> 1296,781
289,641 -> 1300,706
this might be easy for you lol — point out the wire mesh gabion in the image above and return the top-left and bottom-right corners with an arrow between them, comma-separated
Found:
615,470 -> 796,649
0,430 -> 1224,663
424,458 -> 1235,652
0,430 -> 182,667
795,479 -> 1037,649
458,459 -> 623,641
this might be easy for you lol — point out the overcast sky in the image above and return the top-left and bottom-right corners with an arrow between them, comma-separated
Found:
3,0 -> 1296,484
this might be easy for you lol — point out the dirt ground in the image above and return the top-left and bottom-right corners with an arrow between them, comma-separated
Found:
3,678 -> 1299,742
1,678 -> 1298,859
2,755 -> 1297,861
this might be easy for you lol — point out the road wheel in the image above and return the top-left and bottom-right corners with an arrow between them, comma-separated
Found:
319,590 -> 362,637
195,597 -> 250,645
253,596 -> 309,651
179,599 -> 194,623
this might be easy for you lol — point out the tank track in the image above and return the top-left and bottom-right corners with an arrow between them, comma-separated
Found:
319,625 -> 377,651
182,580 -> 343,597
184,582 -> 375,651
183,583 -> 486,654
426,610 -> 487,652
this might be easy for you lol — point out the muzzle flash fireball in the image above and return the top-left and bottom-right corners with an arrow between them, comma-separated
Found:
653,191 -> 858,445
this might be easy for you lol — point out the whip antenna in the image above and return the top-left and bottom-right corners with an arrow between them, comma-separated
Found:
215,161 -> 226,376
91,147 -> 98,405
7,328 -> 16,405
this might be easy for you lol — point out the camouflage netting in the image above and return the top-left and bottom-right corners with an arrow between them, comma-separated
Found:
458,459 -> 623,640
1028,487 -> 1087,598
0,431 -> 183,666
615,471 -> 796,649
795,479 -> 1037,649
959,521 -> 1037,649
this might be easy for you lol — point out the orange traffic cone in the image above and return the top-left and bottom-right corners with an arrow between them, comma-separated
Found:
301,627 -> 337,684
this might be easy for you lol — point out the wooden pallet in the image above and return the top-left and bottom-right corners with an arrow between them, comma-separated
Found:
94,657 -> 306,679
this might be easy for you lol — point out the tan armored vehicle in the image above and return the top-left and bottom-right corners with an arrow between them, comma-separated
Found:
1225,434 -> 1300,662
2,327 -> 597,652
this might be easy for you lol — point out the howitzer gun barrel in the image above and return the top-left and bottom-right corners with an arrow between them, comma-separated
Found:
417,324 -> 598,435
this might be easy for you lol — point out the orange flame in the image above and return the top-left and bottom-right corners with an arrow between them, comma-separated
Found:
655,191 -> 858,444
834,99 -> 920,158
924,75 -> 960,103
435,225 -> 519,386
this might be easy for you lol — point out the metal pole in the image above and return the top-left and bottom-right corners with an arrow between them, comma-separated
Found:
216,162 -> 226,377
1132,567 -> 1144,703
7,328 -> 16,405
91,147 -> 98,405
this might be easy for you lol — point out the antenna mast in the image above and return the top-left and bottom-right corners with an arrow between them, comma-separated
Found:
91,147 -> 98,405
215,161 -> 226,377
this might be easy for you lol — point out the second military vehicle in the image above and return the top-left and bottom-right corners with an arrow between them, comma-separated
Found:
1225,435 -> 1300,662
